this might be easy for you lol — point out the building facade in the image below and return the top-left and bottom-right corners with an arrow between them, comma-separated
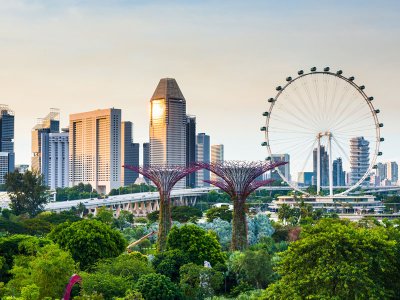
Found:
121,121 -> 139,186
297,171 -> 313,186
313,146 -> 329,186
31,109 -> 60,173
332,157 -> 346,186
149,78 -> 186,188
186,116 -> 196,188
349,137 -> 370,186
211,144 -> 224,182
0,105 -> 15,178
41,131 -> 69,190
196,133 -> 210,187
69,108 -> 121,194
387,161 -> 398,184
269,153 -> 290,183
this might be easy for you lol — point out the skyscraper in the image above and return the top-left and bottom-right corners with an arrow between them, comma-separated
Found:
350,137 -> 369,186
149,78 -> 186,188
121,121 -> 139,186
269,154 -> 290,182
31,109 -> 60,173
387,161 -> 398,184
313,146 -> 329,186
376,162 -> 387,181
211,144 -> 224,182
332,158 -> 346,186
196,133 -> 210,187
142,142 -> 150,184
0,105 -> 15,182
41,130 -> 69,189
69,108 -> 121,194
186,115 -> 196,188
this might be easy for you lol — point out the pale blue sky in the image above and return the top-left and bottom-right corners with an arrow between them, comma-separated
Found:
1,0 -> 399,166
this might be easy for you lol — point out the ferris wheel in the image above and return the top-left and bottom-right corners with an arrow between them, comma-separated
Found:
262,67 -> 383,196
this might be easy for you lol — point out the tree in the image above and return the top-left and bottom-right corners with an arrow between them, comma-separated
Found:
263,219 -> 400,299
179,263 -> 223,299
166,224 -> 226,267
48,219 -> 126,269
147,206 -> 202,224
5,244 -> 76,299
135,273 -> 181,300
5,170 -> 49,217
206,206 -> 233,222
80,272 -> 133,299
152,250 -> 190,282
95,207 -> 114,225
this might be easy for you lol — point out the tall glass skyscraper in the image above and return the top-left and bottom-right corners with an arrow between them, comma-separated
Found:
149,78 -> 186,188
0,105 -> 15,184
186,115 -> 196,188
121,121 -> 139,186
313,146 -> 329,187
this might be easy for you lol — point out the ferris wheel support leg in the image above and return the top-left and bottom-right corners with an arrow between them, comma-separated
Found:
317,136 -> 321,195
328,133 -> 333,196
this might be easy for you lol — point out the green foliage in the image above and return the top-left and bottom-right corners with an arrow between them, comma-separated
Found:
80,272 -> 133,299
55,183 -> 98,201
114,289 -> 144,300
5,170 -> 49,217
93,254 -> 154,283
179,263 -> 223,299
227,249 -> 274,290
135,273 -> 181,300
109,184 -> 156,196
198,218 -> 232,250
206,206 -> 233,222
95,207 -> 114,225
48,219 -> 126,269
247,214 -> 275,245
0,235 -> 52,283
166,224 -> 226,267
5,244 -> 76,299
152,250 -> 190,282
147,206 -> 202,223
263,219 -> 400,299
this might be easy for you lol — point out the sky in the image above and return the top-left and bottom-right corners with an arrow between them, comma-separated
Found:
1,0 -> 399,167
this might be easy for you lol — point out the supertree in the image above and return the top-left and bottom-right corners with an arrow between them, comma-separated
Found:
123,164 -> 201,251
195,160 -> 287,251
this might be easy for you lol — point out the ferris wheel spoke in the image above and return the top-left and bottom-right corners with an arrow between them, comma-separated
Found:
268,114 -> 317,132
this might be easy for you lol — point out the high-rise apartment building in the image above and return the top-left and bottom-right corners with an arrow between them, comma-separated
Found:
0,105 -> 15,180
313,146 -> 329,186
149,78 -> 186,188
387,161 -> 398,184
121,121 -> 139,186
196,133 -> 210,187
69,108 -> 121,194
31,109 -> 60,173
269,154 -> 290,182
211,144 -> 224,182
376,162 -> 387,181
41,130 -> 69,189
332,158 -> 346,186
186,116 -> 196,188
349,137 -> 369,186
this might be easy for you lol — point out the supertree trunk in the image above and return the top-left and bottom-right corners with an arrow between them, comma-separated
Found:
232,196 -> 248,251
157,190 -> 172,252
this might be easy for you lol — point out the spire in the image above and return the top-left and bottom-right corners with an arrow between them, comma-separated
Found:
151,78 -> 185,100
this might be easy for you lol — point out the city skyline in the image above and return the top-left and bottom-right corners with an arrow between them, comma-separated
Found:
2,1 -> 399,166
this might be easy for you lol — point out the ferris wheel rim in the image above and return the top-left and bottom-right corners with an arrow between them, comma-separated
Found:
264,69 -> 382,196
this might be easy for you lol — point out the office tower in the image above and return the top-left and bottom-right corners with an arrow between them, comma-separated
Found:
142,142 -> 150,184
370,173 -> 381,187
31,109 -> 60,173
15,164 -> 29,173
313,146 -> 329,186
69,108 -> 121,194
376,162 -> 387,181
196,133 -> 210,187
121,122 -> 140,186
41,129 -> 69,189
0,105 -> 15,177
186,115 -> 196,188
297,172 -> 313,186
211,144 -> 224,182
387,161 -> 398,184
149,78 -> 186,188
332,158 -> 346,186
349,137 -> 369,186
269,153 -> 290,182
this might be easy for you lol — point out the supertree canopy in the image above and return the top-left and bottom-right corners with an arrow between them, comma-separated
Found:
195,160 -> 287,250
123,164 -> 200,251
